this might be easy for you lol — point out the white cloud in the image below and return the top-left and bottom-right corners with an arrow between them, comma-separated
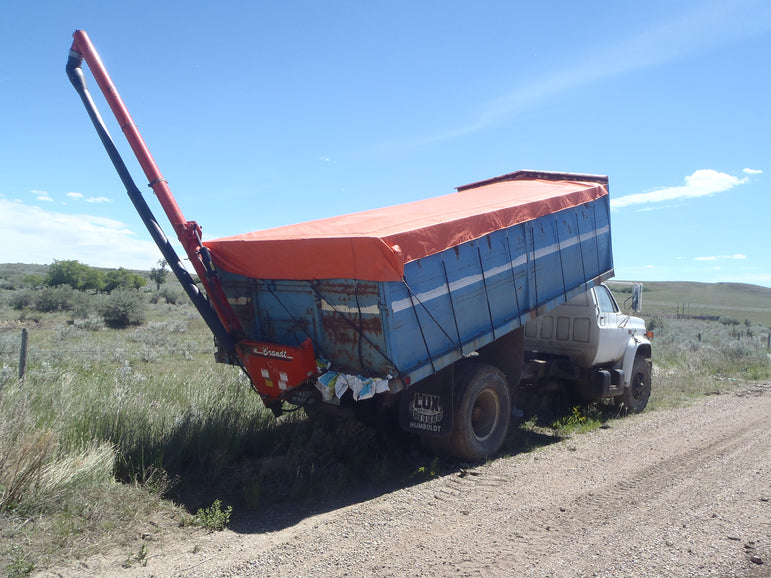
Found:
694,254 -> 747,261
65,192 -> 111,203
610,169 -> 748,209
31,189 -> 53,202
0,199 -> 162,269
743,168 -> 762,175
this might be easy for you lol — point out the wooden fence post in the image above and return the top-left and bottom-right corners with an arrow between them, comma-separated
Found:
19,328 -> 28,380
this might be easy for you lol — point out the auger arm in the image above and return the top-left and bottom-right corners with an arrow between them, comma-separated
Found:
66,30 -> 242,354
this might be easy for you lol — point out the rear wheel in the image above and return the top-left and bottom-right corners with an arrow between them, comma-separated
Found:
618,355 -> 651,413
427,364 -> 511,461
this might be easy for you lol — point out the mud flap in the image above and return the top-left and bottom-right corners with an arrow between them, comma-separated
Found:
399,375 -> 453,436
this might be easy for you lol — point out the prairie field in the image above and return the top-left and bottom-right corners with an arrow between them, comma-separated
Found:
0,264 -> 769,576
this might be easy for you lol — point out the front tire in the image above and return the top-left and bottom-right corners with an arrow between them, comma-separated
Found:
618,355 -> 651,413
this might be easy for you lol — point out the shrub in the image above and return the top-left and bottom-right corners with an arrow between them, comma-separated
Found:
70,291 -> 103,320
9,287 -> 79,313
158,285 -> 181,305
645,314 -> 664,333
34,286 -> 76,313
73,315 -> 105,331
9,290 -> 33,311
22,274 -> 45,289
100,290 -> 146,329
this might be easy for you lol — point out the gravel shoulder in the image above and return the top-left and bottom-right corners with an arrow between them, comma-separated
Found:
43,383 -> 771,577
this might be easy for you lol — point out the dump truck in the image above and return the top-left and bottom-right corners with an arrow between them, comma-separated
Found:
66,30 -> 652,461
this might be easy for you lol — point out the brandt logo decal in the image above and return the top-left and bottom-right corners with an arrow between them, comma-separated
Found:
252,346 -> 293,361
408,392 -> 443,432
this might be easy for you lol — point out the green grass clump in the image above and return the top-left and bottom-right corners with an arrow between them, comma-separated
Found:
181,499 -> 233,532
551,405 -> 604,435
121,543 -> 148,568
3,545 -> 35,577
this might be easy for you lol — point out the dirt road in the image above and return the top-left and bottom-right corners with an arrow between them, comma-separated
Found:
47,384 -> 771,577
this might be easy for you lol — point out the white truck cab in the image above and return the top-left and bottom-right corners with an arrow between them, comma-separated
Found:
523,284 -> 652,412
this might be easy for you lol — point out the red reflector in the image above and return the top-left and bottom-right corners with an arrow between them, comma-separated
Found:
237,338 -> 317,399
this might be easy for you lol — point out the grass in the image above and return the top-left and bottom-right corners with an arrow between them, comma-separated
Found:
608,280 -> 771,326
0,290 -> 423,572
121,543 -> 148,569
644,316 -> 770,409
0,266 -> 769,575
181,499 -> 233,532
551,405 -> 605,435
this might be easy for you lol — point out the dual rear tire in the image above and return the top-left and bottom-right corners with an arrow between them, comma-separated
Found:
423,363 -> 511,462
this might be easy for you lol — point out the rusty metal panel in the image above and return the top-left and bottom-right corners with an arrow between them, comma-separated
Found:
315,280 -> 391,376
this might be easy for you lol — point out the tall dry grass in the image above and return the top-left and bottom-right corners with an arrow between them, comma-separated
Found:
645,315 -> 770,409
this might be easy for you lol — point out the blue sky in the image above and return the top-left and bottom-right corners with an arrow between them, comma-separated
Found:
1,1 -> 770,287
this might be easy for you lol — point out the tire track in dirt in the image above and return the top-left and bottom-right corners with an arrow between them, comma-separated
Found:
369,388 -> 771,577
572,405 -> 768,510
472,390 -> 771,577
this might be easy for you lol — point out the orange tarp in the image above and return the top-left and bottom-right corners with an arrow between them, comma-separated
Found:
204,178 -> 607,282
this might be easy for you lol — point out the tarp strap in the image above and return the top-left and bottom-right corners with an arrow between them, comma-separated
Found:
353,285 -> 368,373
402,277 -> 461,371
440,258 -> 463,351
573,212 -> 588,298
476,246 -> 497,342
257,280 -> 327,359
592,203 -> 603,278
405,282 -> 436,374
504,234 -> 525,327
528,225 -> 539,311
555,215 -> 568,301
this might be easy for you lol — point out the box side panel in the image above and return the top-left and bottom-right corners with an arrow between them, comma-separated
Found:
387,255 -> 461,374
482,226 -> 528,339
382,196 -> 613,385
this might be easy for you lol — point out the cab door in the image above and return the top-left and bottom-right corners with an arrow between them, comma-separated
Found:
593,285 -> 627,365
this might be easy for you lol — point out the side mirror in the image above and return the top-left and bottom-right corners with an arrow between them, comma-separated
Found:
631,283 -> 643,313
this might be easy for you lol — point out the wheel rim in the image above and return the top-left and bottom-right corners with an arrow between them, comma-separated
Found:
471,388 -> 500,442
